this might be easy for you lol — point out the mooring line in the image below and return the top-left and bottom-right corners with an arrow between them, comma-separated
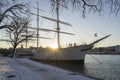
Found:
90,54 -> 103,64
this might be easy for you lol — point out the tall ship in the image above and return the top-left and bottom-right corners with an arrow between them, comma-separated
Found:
30,1 -> 111,64
32,34 -> 111,64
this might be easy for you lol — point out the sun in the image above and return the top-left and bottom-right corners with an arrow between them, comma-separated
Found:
51,43 -> 58,49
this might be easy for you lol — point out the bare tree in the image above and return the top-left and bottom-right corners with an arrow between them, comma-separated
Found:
50,0 -> 120,17
0,0 -> 28,30
5,17 -> 33,58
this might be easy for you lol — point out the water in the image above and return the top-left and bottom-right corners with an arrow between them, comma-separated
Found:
40,54 -> 120,80
85,54 -> 120,80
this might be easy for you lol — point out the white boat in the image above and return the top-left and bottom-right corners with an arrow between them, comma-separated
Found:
32,34 -> 111,64
31,1 -> 111,64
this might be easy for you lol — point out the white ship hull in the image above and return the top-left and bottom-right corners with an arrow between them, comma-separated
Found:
32,47 -> 86,64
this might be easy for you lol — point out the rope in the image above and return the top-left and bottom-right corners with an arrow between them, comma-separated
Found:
61,12 -> 87,44
90,54 -> 103,64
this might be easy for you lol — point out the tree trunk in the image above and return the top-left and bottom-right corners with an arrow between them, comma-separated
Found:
12,46 -> 17,58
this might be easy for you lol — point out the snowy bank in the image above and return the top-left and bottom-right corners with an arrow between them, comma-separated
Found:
0,57 -> 94,80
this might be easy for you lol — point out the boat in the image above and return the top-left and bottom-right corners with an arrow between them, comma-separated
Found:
31,34 -> 111,64
30,1 -> 111,64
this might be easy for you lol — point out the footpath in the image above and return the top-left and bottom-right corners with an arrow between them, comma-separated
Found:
0,57 -> 94,80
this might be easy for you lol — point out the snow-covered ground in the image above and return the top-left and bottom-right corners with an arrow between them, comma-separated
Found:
0,57 -> 94,80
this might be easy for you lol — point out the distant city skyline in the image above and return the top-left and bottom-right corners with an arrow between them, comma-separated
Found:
0,0 -> 120,48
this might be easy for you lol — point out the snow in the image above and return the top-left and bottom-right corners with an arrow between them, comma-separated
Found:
0,57 -> 94,80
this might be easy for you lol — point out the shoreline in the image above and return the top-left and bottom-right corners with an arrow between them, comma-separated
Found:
32,59 -> 101,80
0,57 -> 94,80
87,53 -> 120,55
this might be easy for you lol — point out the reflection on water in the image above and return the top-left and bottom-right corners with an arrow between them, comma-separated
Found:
39,54 -> 120,80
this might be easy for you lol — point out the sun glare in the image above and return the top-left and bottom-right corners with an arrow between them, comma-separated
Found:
51,43 -> 58,49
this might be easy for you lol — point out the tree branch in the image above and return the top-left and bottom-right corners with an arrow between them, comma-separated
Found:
0,25 -> 13,30
0,4 -> 25,23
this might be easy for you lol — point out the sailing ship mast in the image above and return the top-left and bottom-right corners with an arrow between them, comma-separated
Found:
56,0 -> 60,48
28,0 -> 74,48
41,0 -> 74,48
36,2 -> 39,50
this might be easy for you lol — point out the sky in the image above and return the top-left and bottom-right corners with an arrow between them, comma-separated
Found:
0,0 -> 120,48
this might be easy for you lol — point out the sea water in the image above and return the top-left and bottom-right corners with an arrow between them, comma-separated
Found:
85,54 -> 120,80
